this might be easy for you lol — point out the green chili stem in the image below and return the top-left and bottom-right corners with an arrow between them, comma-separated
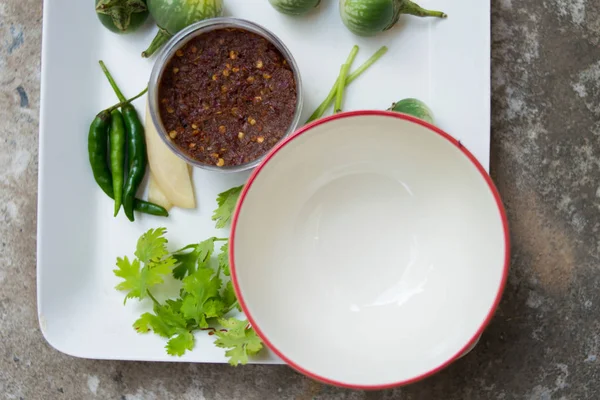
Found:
306,46 -> 388,123
105,88 -> 148,113
334,63 -> 349,113
99,60 -> 127,103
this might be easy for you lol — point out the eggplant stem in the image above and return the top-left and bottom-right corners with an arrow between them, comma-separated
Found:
306,46 -> 388,123
400,1 -> 447,18
142,27 -> 172,58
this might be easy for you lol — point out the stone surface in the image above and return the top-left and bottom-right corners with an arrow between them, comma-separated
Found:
1,0 -> 600,399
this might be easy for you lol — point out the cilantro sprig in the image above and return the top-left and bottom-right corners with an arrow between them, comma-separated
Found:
212,185 -> 243,229
114,210 -> 259,364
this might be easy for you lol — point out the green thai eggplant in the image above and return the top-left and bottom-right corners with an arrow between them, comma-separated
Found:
340,0 -> 446,36
142,0 -> 223,57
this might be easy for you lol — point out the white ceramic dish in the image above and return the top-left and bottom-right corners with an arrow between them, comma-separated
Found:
38,0 -> 491,364
231,112 -> 509,388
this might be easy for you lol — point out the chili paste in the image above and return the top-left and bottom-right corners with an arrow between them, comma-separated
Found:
158,28 -> 298,167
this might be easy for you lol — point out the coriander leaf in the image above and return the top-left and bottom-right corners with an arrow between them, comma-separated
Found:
204,298 -> 226,319
212,185 -> 243,229
218,317 -> 247,332
214,319 -> 263,366
133,313 -> 154,333
244,331 -> 263,355
218,242 -> 230,276
222,281 -> 237,311
180,268 -> 223,327
133,300 -> 196,357
114,256 -> 173,303
165,298 -> 183,314
131,301 -> 186,338
135,227 -> 169,264
147,299 -> 188,338
166,330 -> 195,356
173,238 -> 217,280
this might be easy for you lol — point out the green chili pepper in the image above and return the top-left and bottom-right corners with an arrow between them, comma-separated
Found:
134,199 -> 169,217
88,92 -> 145,198
88,89 -> 166,218
110,109 -> 126,216
122,103 -> 147,221
89,110 -> 114,198
99,61 -> 148,222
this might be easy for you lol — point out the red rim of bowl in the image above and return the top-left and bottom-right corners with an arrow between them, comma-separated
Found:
229,110 -> 511,390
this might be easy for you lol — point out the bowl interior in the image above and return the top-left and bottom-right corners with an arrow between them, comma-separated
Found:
232,113 -> 507,388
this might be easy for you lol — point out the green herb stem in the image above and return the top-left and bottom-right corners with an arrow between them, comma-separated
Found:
347,46 -> 388,85
345,45 -> 360,69
335,63 -> 350,113
306,46 -> 388,123
147,289 -> 160,305
225,301 -> 239,315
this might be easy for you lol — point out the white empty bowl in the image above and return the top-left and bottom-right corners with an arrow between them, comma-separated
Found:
230,111 -> 509,389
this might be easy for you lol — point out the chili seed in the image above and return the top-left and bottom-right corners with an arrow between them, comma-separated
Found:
211,153 -> 219,158
189,143 -> 196,148
173,68 -> 180,74
167,107 -> 175,114
191,46 -> 198,53
226,63 -> 232,69
263,73 -> 271,79
217,158 -> 225,167
247,76 -> 255,83
238,132 -> 245,139
257,136 -> 265,143
212,74 -> 218,81
176,49 -> 184,57
248,117 -> 256,125
256,60 -> 263,69
223,69 -> 230,77
219,126 -> 226,134
192,124 -> 198,129
193,130 -> 200,135
232,67 -> 240,73
230,51 -> 237,59
169,130 -> 177,139
221,85 -> 228,93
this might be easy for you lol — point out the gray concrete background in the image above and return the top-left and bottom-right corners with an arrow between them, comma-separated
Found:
1,0 -> 600,399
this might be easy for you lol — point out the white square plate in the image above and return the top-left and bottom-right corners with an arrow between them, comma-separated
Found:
38,0 -> 490,363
